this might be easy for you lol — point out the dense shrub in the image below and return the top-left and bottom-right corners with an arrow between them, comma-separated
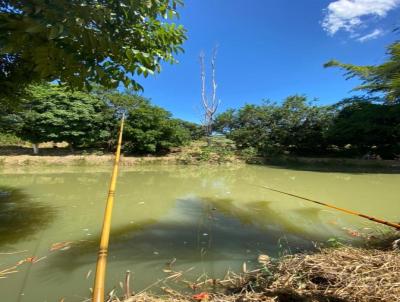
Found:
176,120 -> 205,140
123,101 -> 191,154
15,84 -> 115,150
215,95 -> 400,159
327,98 -> 400,159
1,86 -> 192,155
214,95 -> 333,156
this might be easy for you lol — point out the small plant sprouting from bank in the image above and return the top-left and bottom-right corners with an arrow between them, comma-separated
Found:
326,237 -> 346,248
197,137 -> 236,163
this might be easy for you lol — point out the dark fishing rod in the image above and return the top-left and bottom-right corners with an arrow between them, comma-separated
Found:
259,185 -> 400,230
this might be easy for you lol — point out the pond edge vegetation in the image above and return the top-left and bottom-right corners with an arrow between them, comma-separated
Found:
102,243 -> 400,302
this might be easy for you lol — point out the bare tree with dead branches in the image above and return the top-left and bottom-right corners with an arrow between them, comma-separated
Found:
199,47 -> 221,145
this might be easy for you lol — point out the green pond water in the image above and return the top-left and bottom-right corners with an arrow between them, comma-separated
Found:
0,164 -> 399,302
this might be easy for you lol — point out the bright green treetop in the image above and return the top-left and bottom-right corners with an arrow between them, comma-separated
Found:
124,100 -> 191,154
90,90 -> 192,154
17,84 -> 114,148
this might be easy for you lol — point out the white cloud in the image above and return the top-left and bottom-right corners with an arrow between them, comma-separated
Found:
322,0 -> 400,35
357,29 -> 384,42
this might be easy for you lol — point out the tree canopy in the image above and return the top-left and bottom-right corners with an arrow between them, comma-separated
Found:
124,100 -> 191,154
324,42 -> 400,104
93,91 -> 192,154
15,84 -> 114,149
0,85 -> 193,154
213,93 -> 400,159
327,97 -> 400,158
214,95 -> 333,156
0,0 -> 186,100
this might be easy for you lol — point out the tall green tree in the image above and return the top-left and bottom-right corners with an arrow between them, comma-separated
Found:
0,0 -> 186,100
93,91 -> 192,154
124,100 -> 190,154
324,42 -> 400,104
272,96 -> 333,154
16,84 -> 114,153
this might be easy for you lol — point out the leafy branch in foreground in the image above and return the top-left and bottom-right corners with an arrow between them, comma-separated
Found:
0,0 -> 186,100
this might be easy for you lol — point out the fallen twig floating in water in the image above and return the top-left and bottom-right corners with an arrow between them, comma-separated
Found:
0,266 -> 19,279
0,255 -> 42,279
0,250 -> 28,255
50,241 -> 73,252
0,240 -> 77,281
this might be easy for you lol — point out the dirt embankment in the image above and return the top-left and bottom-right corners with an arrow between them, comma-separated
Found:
0,154 -> 181,166
0,142 -> 242,166
1,143 -> 400,171
2,153 -> 400,174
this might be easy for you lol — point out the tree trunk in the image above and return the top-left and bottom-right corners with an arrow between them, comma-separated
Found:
206,136 -> 211,147
33,143 -> 39,155
199,48 -> 220,146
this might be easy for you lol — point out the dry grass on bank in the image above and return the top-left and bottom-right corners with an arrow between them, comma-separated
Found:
272,247 -> 400,301
108,246 -> 400,302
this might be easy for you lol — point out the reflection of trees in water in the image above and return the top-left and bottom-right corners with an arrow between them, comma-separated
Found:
0,187 -> 56,246
201,197 -> 339,241
45,197 -> 336,274
262,160 -> 400,174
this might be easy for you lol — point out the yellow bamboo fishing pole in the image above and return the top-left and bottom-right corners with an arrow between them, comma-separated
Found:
259,185 -> 400,230
92,114 -> 125,302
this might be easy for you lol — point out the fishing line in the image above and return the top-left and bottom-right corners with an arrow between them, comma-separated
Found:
16,222 -> 47,302
256,185 -> 400,230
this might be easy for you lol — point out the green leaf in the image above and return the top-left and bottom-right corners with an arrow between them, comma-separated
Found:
0,0 -> 186,96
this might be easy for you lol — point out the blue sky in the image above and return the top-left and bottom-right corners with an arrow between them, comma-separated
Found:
135,0 -> 400,122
